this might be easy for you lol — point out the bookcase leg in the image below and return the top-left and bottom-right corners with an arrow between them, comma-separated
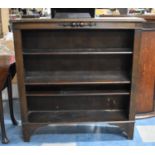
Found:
127,123 -> 134,140
122,123 -> 134,139
22,124 -> 38,142
22,123 -> 46,142
111,122 -> 134,140
23,125 -> 31,142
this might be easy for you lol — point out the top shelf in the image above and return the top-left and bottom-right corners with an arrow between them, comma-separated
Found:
23,48 -> 133,55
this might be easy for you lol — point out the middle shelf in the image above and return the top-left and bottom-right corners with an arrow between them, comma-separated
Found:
23,53 -> 132,85
23,48 -> 133,55
25,71 -> 131,85
25,83 -> 131,96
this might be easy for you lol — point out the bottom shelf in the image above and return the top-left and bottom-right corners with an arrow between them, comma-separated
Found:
28,110 -> 128,123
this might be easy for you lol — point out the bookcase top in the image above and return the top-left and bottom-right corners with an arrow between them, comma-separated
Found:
12,17 -> 145,23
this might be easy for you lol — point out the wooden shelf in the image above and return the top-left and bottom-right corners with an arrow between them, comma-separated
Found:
26,83 -> 131,96
24,48 -> 133,55
28,110 -> 128,123
26,90 -> 130,96
25,71 -> 131,85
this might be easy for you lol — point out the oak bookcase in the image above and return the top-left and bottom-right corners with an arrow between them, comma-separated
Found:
13,17 -> 144,141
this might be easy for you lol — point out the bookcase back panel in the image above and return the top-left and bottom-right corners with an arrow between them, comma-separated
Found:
27,95 -> 130,111
23,54 -> 132,72
22,29 -> 134,50
25,84 -> 130,93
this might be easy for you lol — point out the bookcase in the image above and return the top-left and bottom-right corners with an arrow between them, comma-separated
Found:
13,18 -> 144,141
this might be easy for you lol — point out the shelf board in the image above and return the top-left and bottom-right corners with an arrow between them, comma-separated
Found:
28,110 -> 128,123
25,71 -> 131,85
23,48 -> 133,55
26,90 -> 130,96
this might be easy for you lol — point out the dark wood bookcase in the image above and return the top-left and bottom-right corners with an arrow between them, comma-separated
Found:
13,18 -> 144,141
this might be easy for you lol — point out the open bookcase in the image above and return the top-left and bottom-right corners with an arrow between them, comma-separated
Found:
13,18 -> 144,141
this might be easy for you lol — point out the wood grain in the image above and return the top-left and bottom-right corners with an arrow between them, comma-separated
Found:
136,31 -> 155,113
